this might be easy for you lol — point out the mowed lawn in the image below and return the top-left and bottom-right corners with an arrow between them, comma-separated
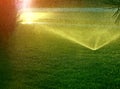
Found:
0,10 -> 120,89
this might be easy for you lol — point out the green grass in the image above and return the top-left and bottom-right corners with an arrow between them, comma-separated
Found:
0,46 -> 13,89
19,10 -> 119,50
2,23 -> 119,89
0,10 -> 120,89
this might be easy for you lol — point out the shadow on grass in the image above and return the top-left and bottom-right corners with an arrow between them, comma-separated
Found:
0,44 -> 13,89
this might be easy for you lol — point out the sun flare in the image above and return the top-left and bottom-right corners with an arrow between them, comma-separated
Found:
17,0 -> 32,10
19,11 -> 52,24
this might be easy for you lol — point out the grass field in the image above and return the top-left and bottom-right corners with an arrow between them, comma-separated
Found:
0,8 -> 120,89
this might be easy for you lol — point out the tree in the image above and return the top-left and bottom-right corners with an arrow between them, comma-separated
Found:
0,0 -> 17,45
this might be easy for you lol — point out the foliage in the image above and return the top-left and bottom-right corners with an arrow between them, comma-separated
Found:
104,0 -> 120,24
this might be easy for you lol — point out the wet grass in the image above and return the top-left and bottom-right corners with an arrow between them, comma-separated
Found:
4,24 -> 120,89
0,8 -> 120,89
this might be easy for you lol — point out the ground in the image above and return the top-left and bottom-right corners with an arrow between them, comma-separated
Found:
0,9 -> 120,89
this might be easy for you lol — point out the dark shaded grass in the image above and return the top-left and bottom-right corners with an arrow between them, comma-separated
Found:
23,40 -> 120,89
0,46 -> 13,89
